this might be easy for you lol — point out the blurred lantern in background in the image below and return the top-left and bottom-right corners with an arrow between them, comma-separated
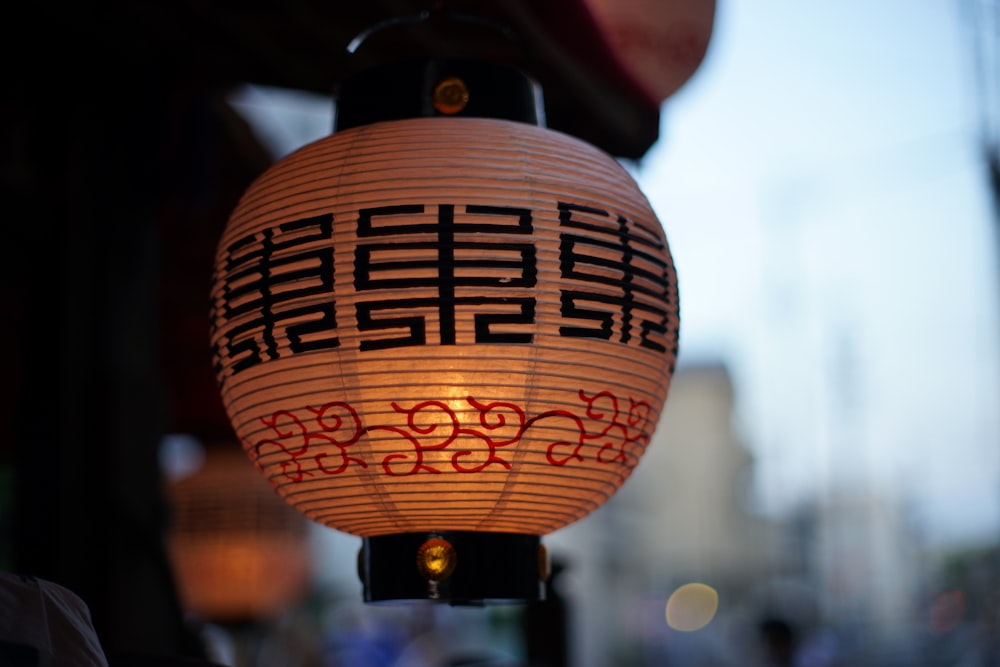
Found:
208,10 -> 680,603
165,445 -> 311,622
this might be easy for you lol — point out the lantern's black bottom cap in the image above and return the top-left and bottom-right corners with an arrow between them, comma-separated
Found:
360,531 -> 545,604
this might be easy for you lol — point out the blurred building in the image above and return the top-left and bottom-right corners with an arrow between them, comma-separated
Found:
545,360 -> 774,665
624,361 -> 770,586
545,360 -> 924,665
803,485 -> 924,648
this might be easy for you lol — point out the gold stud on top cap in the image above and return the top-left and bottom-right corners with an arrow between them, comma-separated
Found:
432,77 -> 470,115
417,537 -> 457,582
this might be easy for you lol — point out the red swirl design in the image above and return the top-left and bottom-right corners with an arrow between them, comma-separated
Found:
253,390 -> 652,482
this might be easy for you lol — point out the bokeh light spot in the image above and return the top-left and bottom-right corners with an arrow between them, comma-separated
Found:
666,582 -> 719,632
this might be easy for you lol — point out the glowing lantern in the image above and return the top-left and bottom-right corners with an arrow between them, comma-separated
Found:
166,446 -> 311,621
209,51 -> 679,602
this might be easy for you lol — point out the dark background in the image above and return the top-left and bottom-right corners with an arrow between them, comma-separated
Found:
1,0 -> 672,660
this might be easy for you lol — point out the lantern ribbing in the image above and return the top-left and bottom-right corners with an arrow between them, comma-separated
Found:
211,117 -> 678,539
210,115 -> 678,567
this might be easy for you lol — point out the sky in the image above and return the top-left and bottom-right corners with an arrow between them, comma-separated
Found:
634,0 -> 1000,547
229,0 -> 1000,549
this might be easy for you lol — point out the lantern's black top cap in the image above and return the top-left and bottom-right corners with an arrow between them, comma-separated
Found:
335,10 -> 544,130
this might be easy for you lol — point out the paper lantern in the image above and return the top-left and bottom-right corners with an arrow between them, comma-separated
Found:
209,111 -> 679,601
166,446 -> 311,622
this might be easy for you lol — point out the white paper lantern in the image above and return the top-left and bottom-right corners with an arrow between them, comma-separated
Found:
209,115 -> 679,600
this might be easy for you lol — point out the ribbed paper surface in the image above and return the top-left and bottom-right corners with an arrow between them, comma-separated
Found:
210,117 -> 679,536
